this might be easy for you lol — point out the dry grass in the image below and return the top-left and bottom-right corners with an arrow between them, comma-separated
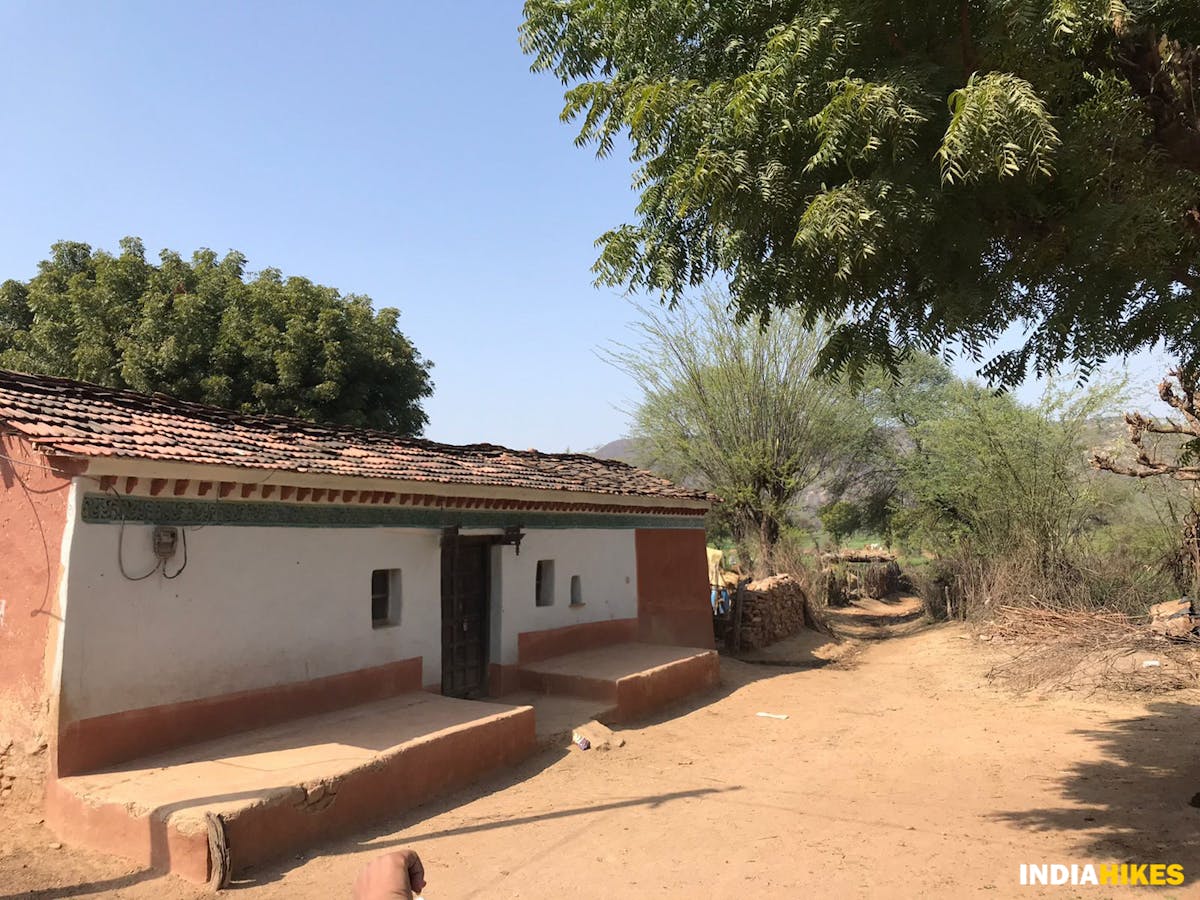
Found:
911,545 -> 1178,623
980,604 -> 1200,694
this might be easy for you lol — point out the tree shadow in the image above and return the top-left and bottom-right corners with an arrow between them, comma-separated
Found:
351,785 -> 740,850
1,743 -> 575,898
229,752 -> 736,889
991,700 -> 1200,879
0,867 -> 162,899
230,745 -> 575,889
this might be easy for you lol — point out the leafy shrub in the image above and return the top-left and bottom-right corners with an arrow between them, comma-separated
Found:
820,500 -> 862,547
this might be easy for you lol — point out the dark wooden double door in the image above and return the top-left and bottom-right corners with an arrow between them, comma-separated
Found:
440,536 -> 490,698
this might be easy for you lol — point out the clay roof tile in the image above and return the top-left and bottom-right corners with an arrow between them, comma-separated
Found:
0,370 -> 713,503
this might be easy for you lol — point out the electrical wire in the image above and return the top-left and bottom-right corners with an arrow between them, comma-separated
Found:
0,450 -> 115,494
117,517 -> 161,581
163,528 -> 188,579
0,453 -> 158,582
2,448 -> 207,581
1,447 -> 279,584
1,450 -> 59,616
98,483 -> 193,581
0,450 -> 85,476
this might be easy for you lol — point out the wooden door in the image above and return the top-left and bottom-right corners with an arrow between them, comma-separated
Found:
441,537 -> 490,698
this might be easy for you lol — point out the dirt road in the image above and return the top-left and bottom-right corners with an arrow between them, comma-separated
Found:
4,623 -> 1200,898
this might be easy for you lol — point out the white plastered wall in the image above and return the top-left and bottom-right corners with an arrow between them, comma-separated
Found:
485,528 -> 639,666
58,507 -> 444,722
57,509 -> 642,721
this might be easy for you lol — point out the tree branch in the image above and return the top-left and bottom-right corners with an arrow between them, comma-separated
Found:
959,1 -> 977,77
1091,367 -> 1200,483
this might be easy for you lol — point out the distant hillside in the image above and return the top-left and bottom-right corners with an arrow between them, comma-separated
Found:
591,438 -> 638,464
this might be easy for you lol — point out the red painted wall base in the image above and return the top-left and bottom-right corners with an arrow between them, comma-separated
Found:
57,657 -> 423,776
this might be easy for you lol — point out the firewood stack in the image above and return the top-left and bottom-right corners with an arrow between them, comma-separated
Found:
738,574 -> 809,650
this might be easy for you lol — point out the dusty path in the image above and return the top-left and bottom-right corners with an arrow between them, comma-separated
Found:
4,624 -> 1200,898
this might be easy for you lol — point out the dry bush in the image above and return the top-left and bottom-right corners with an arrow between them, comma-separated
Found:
981,604 -> 1200,693
913,543 -> 1175,623
766,533 -> 814,581
861,560 -> 901,599
763,541 -> 846,634
920,545 -> 1200,694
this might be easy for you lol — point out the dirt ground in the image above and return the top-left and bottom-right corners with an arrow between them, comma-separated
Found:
4,623 -> 1200,899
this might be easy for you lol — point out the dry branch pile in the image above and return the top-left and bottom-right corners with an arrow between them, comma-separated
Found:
861,561 -> 902,599
738,574 -> 810,650
822,549 -> 896,564
982,604 -> 1200,693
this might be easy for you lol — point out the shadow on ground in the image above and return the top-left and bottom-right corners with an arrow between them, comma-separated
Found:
232,745 -> 738,890
992,701 -> 1200,879
360,785 -> 741,850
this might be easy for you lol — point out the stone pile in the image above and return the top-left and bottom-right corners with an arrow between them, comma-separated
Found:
1148,598 -> 1198,639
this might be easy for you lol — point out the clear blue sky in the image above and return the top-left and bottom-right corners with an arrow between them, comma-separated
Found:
0,1 -> 1170,451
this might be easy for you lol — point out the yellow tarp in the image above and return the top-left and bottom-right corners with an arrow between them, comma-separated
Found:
708,549 -> 740,590
707,547 -> 724,588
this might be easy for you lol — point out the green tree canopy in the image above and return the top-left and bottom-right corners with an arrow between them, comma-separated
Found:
607,291 -> 879,563
522,1 -> 1200,384
819,500 -> 862,547
891,376 -> 1124,568
0,238 -> 433,434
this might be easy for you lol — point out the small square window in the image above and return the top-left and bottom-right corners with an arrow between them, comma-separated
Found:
570,574 -> 584,607
535,560 -> 555,607
372,569 -> 400,628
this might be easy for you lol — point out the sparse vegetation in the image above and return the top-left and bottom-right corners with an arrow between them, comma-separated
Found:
889,374 -> 1182,619
1093,367 -> 1200,596
614,292 -> 1188,639
608,291 -> 879,573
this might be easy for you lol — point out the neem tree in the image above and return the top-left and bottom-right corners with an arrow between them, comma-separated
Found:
522,1 -> 1200,383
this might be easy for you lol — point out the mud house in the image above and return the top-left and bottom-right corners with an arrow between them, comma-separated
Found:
0,369 -> 717,883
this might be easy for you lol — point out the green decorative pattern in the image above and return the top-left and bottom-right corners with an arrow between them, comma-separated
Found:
80,493 -> 705,531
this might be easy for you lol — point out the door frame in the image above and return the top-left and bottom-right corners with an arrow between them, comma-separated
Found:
440,534 -> 492,698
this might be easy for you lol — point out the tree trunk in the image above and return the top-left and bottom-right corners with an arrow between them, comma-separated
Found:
758,516 -> 779,553
731,515 -> 753,577
756,515 -> 781,577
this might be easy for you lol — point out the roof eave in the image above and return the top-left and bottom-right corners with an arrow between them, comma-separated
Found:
65,454 -> 713,512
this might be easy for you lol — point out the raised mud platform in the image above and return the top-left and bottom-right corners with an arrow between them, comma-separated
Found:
516,643 -> 720,723
47,692 -> 535,884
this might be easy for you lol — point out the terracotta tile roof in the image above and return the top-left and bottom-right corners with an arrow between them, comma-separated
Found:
0,370 -> 711,503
